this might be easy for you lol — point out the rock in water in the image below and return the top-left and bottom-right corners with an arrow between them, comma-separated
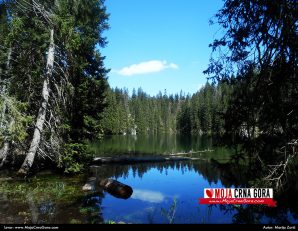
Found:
82,177 -> 96,191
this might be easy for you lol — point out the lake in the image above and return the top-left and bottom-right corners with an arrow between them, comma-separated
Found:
0,135 -> 297,224
88,134 -> 231,159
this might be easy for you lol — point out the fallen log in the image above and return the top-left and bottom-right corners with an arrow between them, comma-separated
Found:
92,156 -> 194,165
82,177 -> 133,200
99,179 -> 133,199
169,150 -> 214,156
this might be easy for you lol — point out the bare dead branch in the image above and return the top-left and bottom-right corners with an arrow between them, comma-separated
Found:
264,139 -> 298,190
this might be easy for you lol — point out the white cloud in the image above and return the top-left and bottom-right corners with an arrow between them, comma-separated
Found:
115,60 -> 178,76
132,189 -> 165,203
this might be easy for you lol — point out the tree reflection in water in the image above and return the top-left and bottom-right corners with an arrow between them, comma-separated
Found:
0,158 -> 297,224
88,159 -> 297,224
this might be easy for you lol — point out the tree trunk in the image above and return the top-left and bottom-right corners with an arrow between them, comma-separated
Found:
0,47 -> 12,169
99,178 -> 133,199
0,142 -> 9,168
0,47 -> 11,129
82,177 -> 133,200
18,29 -> 55,176
0,85 -> 7,130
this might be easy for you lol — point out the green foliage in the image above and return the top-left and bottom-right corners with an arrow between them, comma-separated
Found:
100,83 -> 232,136
99,88 -> 132,135
53,0 -> 109,142
7,98 -> 32,142
55,15 -> 81,51
205,0 -> 297,164
79,207 -> 89,215
69,219 -> 82,224
59,143 -> 93,174
0,96 -> 32,144
202,0 -> 298,192
0,0 -> 109,171
7,17 -> 24,43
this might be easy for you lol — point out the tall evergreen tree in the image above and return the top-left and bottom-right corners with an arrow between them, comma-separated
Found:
204,0 -> 297,154
0,0 -> 109,174
99,83 -> 231,136
204,0 -> 297,189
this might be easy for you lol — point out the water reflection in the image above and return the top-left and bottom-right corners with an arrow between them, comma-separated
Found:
88,134 -> 228,157
132,190 -> 165,203
81,193 -> 104,224
89,160 -> 249,188
0,174 -> 95,224
87,160 -> 298,224
0,158 -> 297,224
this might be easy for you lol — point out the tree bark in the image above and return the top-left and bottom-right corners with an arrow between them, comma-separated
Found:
0,47 -> 11,129
0,47 -> 12,169
99,178 -> 133,199
82,177 -> 133,200
0,85 -> 7,129
0,142 -> 9,167
18,29 -> 55,176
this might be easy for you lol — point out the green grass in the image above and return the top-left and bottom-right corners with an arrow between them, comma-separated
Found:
0,174 -> 85,203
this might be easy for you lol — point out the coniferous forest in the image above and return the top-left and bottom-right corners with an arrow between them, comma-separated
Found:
99,82 -> 232,136
0,0 -> 296,180
0,0 -> 297,225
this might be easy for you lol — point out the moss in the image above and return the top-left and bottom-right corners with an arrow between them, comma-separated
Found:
69,219 -> 82,224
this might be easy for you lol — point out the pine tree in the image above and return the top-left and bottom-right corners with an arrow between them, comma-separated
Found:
0,0 -> 109,174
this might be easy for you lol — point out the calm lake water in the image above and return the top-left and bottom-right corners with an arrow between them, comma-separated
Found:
88,134 -> 231,159
0,135 -> 297,224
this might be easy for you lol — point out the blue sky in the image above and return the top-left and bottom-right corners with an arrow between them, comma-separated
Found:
101,0 -> 223,96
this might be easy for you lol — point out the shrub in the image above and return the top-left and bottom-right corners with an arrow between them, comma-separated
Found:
59,143 -> 93,174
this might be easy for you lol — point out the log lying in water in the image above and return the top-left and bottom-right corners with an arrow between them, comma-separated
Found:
169,150 -> 214,156
92,156 -> 194,164
99,178 -> 133,199
82,177 -> 133,200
